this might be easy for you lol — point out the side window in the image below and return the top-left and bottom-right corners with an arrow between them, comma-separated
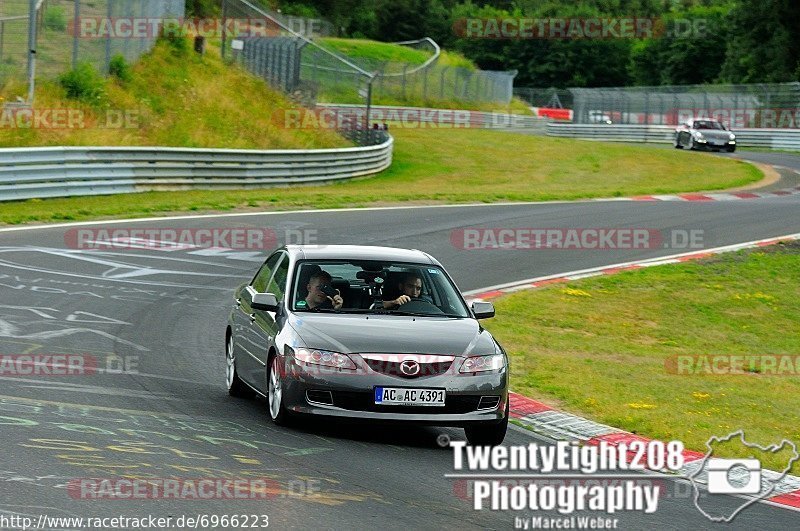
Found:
266,255 -> 289,301
252,253 -> 282,293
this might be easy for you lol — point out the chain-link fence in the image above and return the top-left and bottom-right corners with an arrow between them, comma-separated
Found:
312,38 -> 518,107
222,0 -> 369,110
1,0 -> 184,103
223,0 -> 516,114
0,0 -> 35,99
513,87 -> 573,110
568,83 -> 800,127
245,0 -> 334,38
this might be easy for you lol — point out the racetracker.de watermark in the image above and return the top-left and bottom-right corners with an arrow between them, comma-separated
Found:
674,108 -> 800,129
272,108 -> 529,129
666,355 -> 800,375
63,227 -> 319,251
0,108 -> 139,130
453,17 -> 710,39
451,228 -> 704,250
0,354 -> 138,376
67,478 -> 280,500
68,17 -> 314,38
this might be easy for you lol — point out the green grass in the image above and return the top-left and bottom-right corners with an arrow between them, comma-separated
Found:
312,37 -> 529,112
0,128 -> 761,225
318,38 -> 436,66
0,37 -> 347,150
486,242 -> 800,473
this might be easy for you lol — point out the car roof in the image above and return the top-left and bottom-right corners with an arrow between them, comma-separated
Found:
283,244 -> 438,265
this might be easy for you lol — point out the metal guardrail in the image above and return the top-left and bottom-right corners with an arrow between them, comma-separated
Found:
0,137 -> 393,201
545,123 -> 800,150
318,104 -> 547,131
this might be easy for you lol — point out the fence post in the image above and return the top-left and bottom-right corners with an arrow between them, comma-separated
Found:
221,0 -> 228,59
71,0 -> 80,68
440,68 -> 446,99
401,64 -> 407,99
104,0 -> 111,73
26,0 -> 37,103
422,66 -> 428,102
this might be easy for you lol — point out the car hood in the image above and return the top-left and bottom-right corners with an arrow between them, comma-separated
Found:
287,313 -> 496,357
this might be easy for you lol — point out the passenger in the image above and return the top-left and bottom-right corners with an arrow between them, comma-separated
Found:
305,271 -> 343,310
383,272 -> 423,309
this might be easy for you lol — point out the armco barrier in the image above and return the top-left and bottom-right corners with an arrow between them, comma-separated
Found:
545,123 -> 800,150
317,104 -> 547,132
0,136 -> 393,202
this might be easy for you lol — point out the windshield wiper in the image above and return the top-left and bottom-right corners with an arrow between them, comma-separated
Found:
385,310 -> 461,318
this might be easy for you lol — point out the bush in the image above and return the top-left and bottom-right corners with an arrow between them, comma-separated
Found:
186,0 -> 218,17
109,55 -> 133,83
160,30 -> 190,56
58,63 -> 106,104
44,6 -> 67,31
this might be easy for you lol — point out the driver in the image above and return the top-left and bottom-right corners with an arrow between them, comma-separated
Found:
383,272 -> 423,309
305,270 -> 344,310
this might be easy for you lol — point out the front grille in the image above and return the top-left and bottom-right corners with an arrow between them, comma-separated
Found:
331,391 -> 480,414
364,359 -> 453,378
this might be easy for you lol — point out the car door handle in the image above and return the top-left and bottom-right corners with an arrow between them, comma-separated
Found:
250,313 -> 257,322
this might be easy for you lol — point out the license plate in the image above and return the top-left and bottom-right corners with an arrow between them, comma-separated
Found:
374,387 -> 445,406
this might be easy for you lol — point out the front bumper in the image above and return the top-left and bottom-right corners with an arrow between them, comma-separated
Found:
695,138 -> 736,150
278,354 -> 508,427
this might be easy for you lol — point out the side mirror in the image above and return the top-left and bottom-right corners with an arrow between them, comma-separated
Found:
252,292 -> 278,312
472,301 -> 495,319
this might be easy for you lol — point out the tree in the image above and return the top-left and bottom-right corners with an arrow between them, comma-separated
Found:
718,0 -> 800,83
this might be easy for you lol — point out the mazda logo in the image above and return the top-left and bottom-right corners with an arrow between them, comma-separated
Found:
399,359 -> 420,376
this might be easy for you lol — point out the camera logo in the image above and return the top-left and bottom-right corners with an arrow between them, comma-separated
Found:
688,430 -> 799,523
706,458 -> 761,494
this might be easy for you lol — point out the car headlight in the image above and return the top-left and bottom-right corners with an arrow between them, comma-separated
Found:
692,131 -> 704,139
460,353 -> 506,373
292,347 -> 356,370
729,133 -> 736,141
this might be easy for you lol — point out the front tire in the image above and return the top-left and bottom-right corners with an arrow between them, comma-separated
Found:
727,146 -> 736,153
226,333 -> 252,398
267,354 -> 291,425
465,401 -> 509,446
674,135 -> 683,149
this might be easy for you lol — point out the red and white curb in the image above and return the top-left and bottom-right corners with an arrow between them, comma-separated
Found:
627,165 -> 800,202
464,232 -> 800,301
629,186 -> 800,201
508,393 -> 800,512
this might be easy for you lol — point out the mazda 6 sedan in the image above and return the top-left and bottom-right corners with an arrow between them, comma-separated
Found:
225,245 -> 508,445
674,118 -> 736,152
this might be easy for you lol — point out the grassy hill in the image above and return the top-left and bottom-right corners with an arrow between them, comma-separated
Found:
315,38 -> 530,113
0,36 -> 348,149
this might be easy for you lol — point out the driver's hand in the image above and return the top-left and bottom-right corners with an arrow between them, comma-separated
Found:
394,295 -> 411,306
328,289 -> 343,310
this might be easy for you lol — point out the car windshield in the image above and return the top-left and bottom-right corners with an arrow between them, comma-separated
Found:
694,120 -> 724,130
291,260 -> 471,318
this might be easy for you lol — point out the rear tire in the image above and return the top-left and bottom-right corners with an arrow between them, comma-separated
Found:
226,333 -> 252,398
465,401 -> 509,446
267,354 -> 291,426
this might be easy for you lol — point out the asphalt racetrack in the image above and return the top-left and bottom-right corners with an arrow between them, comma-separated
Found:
0,151 -> 799,530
